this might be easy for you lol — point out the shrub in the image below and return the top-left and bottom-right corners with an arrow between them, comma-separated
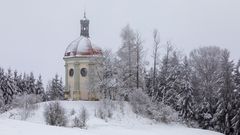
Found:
73,107 -> 89,129
70,108 -> 75,116
129,88 -> 179,124
0,97 -> 5,114
129,88 -> 151,115
44,102 -> 67,126
73,116 -> 81,127
150,102 -> 179,123
95,100 -> 113,120
11,94 -> 41,120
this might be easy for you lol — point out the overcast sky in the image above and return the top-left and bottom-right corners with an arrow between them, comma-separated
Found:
0,0 -> 240,85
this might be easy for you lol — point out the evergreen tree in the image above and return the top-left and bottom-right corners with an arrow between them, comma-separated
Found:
0,68 -> 5,109
154,44 -> 173,102
20,73 -> 29,94
1,69 -> 16,105
27,72 -> 36,94
178,57 -> 194,122
231,60 -> 240,134
35,75 -> 45,101
165,51 -> 182,109
0,68 -> 45,110
155,45 -> 182,110
212,49 -> 234,134
231,108 -> 240,135
195,97 -> 212,129
145,68 -> 154,97
13,70 -> 23,95
47,74 -> 64,100
0,88 -> 4,109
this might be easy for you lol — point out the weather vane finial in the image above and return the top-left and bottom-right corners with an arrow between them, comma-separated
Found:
84,10 -> 86,18
80,8 -> 89,37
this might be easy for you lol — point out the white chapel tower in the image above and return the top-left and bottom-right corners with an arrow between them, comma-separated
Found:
63,12 -> 102,100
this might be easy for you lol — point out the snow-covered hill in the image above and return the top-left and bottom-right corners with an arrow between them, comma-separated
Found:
0,101 -> 223,135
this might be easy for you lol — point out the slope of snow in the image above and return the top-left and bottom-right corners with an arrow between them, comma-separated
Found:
0,118 -> 223,135
0,101 -> 223,135
1,101 -> 152,126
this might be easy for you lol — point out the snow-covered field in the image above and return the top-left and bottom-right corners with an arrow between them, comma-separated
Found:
0,101 -> 223,135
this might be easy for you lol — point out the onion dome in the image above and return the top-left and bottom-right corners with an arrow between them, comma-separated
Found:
64,36 -> 102,57
64,12 -> 102,57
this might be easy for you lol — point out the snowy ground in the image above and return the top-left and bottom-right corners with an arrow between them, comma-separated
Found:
0,101 -> 223,135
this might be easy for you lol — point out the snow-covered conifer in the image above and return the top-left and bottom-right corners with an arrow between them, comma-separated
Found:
26,72 -> 36,94
231,60 -> 240,134
212,49 -> 234,134
1,69 -> 16,105
178,57 -> 194,122
46,74 -> 64,100
35,75 -> 45,101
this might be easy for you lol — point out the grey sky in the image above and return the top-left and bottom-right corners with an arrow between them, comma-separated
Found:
0,0 -> 240,85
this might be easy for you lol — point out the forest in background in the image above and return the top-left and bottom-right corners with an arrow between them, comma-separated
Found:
0,25 -> 240,135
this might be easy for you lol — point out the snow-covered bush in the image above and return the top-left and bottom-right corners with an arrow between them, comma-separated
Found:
129,88 -> 151,115
73,116 -> 80,127
0,100 -> 5,113
129,88 -> 179,123
44,102 -> 67,126
11,94 -> 41,120
0,91 -> 5,113
70,108 -> 76,116
73,107 -> 89,129
150,102 -> 179,123
95,99 -> 113,121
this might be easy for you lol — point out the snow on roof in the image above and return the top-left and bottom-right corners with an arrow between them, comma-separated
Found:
64,36 -> 102,57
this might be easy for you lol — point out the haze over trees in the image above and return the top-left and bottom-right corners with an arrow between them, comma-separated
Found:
95,25 -> 240,135
0,69 -> 64,112
0,24 -> 240,135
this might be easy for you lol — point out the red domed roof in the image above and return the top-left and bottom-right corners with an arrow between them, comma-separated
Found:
64,36 -> 102,57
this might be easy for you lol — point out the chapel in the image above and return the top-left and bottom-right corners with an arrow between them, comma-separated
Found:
63,12 -> 102,100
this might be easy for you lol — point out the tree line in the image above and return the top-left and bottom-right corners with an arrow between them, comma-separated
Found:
0,24 -> 239,134
0,68 -> 64,112
96,25 -> 240,135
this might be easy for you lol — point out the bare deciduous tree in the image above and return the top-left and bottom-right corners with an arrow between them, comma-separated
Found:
152,29 -> 160,94
135,32 -> 144,89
